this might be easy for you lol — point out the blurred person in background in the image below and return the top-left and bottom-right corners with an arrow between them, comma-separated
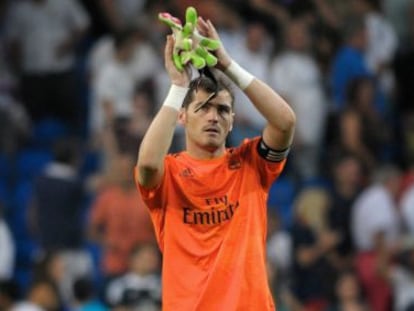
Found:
105,243 -> 161,311
5,0 -> 90,128
269,18 -> 328,181
325,152 -> 364,268
325,269 -> 369,311
88,25 -> 158,147
89,27 -> 139,145
88,150 -> 155,280
400,182 -> 414,236
31,252 -> 66,310
330,16 -> 376,113
351,164 -> 402,253
0,204 -> 15,281
267,209 -> 292,287
333,76 -> 392,176
11,278 -> 61,311
97,0 -> 148,33
0,0 -> 31,155
352,165 -> 403,311
0,279 -> 20,311
289,187 -> 339,311
350,0 -> 398,98
227,20 -> 274,146
29,138 -> 93,304
380,243 -> 414,311
72,277 -> 107,311
355,230 -> 393,311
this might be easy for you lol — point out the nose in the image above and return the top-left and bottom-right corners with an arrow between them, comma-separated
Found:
206,107 -> 219,122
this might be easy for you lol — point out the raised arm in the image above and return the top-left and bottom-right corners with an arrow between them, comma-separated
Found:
136,35 -> 190,189
198,18 -> 296,151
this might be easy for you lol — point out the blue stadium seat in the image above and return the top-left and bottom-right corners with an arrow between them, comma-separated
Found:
0,153 -> 10,180
9,179 -> 40,292
268,177 -> 297,229
15,148 -> 53,180
32,118 -> 68,149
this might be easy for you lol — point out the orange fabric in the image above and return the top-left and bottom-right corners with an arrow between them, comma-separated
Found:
135,137 -> 286,310
90,185 -> 155,275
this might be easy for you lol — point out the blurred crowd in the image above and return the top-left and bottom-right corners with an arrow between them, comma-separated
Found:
0,0 -> 414,310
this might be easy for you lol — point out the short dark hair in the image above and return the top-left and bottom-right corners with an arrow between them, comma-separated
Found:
73,277 -> 95,302
182,72 -> 235,109
343,16 -> 366,41
113,27 -> 138,50
52,137 -> 80,165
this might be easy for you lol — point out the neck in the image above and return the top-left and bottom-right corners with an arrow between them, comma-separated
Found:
186,143 -> 226,160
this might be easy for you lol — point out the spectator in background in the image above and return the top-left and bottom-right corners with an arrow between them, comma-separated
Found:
88,151 -> 155,279
29,138 -> 93,303
351,165 -> 402,310
88,25 -> 158,144
0,205 -> 15,281
89,27 -> 138,143
97,0 -> 148,32
330,16 -> 375,112
5,0 -> 90,128
228,20 -> 273,146
335,76 -> 392,175
0,279 -> 20,311
269,18 -> 328,181
325,152 -> 364,267
350,0 -> 398,97
351,164 -> 402,253
31,252 -> 65,309
393,1 -> 414,115
289,187 -> 339,311
11,279 -> 60,311
400,183 -> 414,235
105,243 -> 161,311
355,231 -> 393,311
325,269 -> 368,311
72,277 -> 107,311
0,0 -> 30,155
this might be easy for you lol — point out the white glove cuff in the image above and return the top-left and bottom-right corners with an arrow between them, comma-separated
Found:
163,85 -> 189,111
224,60 -> 255,90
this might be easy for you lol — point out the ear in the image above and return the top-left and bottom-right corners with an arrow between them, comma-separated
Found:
178,108 -> 186,125
228,112 -> 235,132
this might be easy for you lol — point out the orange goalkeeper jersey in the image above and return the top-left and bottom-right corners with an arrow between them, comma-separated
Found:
135,137 -> 287,311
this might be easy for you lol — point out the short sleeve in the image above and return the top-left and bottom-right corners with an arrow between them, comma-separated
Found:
240,137 -> 287,190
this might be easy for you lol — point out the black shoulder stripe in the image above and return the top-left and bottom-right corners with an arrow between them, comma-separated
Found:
257,138 -> 290,162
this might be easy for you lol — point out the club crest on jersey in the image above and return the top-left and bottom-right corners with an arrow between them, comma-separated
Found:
228,157 -> 241,170
180,167 -> 194,177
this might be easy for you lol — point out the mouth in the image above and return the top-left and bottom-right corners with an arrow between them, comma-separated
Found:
204,127 -> 220,135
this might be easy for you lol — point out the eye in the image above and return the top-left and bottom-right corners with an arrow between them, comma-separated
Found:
218,105 -> 231,115
200,104 -> 210,112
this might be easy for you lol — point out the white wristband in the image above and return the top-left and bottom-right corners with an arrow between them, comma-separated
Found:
163,85 -> 189,111
224,60 -> 255,90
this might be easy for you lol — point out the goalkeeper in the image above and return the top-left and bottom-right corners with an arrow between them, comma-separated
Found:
135,13 -> 296,311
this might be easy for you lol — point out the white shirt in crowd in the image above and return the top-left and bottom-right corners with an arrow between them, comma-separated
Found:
390,266 -> 414,311
106,273 -> 161,308
269,51 -> 327,147
11,302 -> 44,311
6,0 -> 90,73
0,219 -> 14,280
88,35 -> 158,132
351,184 -> 400,251
400,185 -> 414,234
226,28 -> 270,130
91,59 -> 136,131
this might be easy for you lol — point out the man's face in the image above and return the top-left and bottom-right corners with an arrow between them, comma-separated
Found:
181,89 -> 234,151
